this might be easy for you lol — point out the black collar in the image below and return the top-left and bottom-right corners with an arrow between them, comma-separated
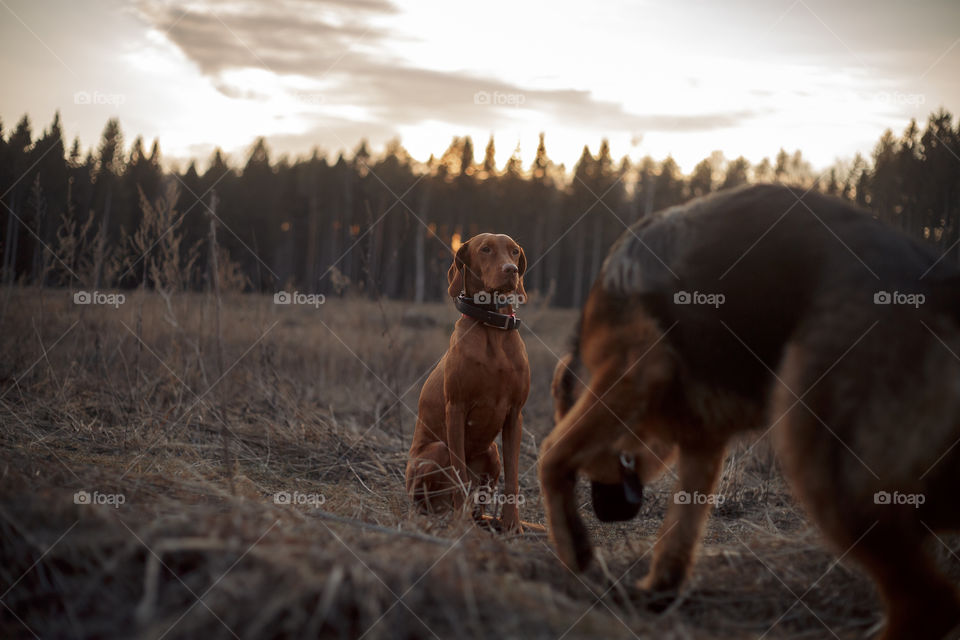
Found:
454,294 -> 522,330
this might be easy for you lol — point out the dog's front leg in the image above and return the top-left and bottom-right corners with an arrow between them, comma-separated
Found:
540,392 -> 624,571
445,403 -> 469,508
500,408 -> 523,532
640,443 -> 726,593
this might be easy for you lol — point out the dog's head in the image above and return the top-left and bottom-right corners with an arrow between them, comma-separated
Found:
551,349 -> 676,523
550,353 -> 641,521
447,233 -> 526,303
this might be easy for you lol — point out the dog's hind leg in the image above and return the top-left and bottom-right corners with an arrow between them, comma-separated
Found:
848,526 -> 960,640
406,442 -> 457,513
773,333 -> 960,640
444,403 -> 470,509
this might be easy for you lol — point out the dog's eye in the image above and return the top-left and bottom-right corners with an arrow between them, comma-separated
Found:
512,248 -> 520,255
480,246 -> 492,253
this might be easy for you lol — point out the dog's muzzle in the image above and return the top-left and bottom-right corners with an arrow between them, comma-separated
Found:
590,452 -> 644,522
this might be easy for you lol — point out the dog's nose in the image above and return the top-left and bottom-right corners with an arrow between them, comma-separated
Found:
503,263 -> 519,274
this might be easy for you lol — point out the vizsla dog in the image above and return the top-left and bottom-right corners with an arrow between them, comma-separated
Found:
539,184 -> 960,640
406,233 -> 530,532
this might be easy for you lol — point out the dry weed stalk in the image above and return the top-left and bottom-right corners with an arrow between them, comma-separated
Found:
124,180 -> 200,327
53,179 -> 115,290
206,190 -> 234,492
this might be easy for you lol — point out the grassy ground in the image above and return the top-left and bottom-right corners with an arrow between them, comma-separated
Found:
2,287 -> 950,639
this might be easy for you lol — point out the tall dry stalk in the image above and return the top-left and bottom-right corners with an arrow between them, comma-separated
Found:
360,200 -> 402,435
28,174 -> 53,287
53,178 -> 116,290
207,191 -> 234,492
124,180 -> 200,327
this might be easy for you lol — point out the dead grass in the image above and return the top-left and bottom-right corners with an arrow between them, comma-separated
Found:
2,287 -> 950,639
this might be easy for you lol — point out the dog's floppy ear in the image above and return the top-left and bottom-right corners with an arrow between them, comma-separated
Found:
516,246 -> 527,299
447,240 -> 471,298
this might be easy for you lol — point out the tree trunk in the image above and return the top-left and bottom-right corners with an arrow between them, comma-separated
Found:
571,216 -> 586,308
2,196 -> 18,285
414,184 -> 431,303
644,175 -> 656,217
544,189 -> 562,305
93,184 -> 112,290
589,213 -> 603,283
306,194 -> 319,291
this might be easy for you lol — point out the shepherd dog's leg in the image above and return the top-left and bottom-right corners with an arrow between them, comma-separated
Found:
774,332 -> 960,640
639,443 -> 726,594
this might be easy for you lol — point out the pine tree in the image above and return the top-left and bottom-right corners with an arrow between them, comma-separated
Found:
459,136 -> 475,177
689,158 -> 714,198
481,135 -> 497,178
91,118 -> 124,288
2,116 -> 33,284
655,156 -> 684,209
721,156 -> 750,190
30,112 -> 68,283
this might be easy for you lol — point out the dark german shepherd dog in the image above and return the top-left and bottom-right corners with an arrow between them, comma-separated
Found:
540,184 -> 960,640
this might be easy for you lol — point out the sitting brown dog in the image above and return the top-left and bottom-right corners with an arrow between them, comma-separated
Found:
539,184 -> 960,640
406,233 -> 530,532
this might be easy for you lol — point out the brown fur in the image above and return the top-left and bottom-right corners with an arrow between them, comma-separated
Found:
538,184 -> 960,639
406,233 -> 530,532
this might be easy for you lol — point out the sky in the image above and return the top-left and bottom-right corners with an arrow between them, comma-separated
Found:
0,0 -> 957,173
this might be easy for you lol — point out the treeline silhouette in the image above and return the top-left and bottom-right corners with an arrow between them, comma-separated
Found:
1,109 -> 958,307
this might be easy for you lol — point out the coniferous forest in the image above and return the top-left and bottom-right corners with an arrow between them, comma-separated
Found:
2,108 -> 958,307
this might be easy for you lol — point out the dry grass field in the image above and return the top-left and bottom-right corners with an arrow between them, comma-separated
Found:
1,287 -> 956,639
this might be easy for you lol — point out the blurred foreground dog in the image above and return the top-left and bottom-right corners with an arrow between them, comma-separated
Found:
406,234 -> 530,532
540,184 -> 960,639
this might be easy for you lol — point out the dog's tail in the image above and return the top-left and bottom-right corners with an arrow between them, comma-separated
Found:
551,318 -> 584,420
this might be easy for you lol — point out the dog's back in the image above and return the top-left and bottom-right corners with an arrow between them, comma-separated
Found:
600,183 -> 960,405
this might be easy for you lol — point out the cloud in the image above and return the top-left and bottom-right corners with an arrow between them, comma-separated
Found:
135,0 -> 760,154
342,63 -> 758,132
138,0 -> 391,76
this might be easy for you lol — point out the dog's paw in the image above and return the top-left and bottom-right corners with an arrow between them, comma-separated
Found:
555,539 -> 593,572
551,519 -> 594,571
634,585 -> 679,613
501,518 -> 524,535
568,517 -> 594,571
635,567 -> 685,611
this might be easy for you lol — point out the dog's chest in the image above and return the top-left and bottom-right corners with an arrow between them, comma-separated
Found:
462,345 -> 526,391
445,332 -> 529,403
